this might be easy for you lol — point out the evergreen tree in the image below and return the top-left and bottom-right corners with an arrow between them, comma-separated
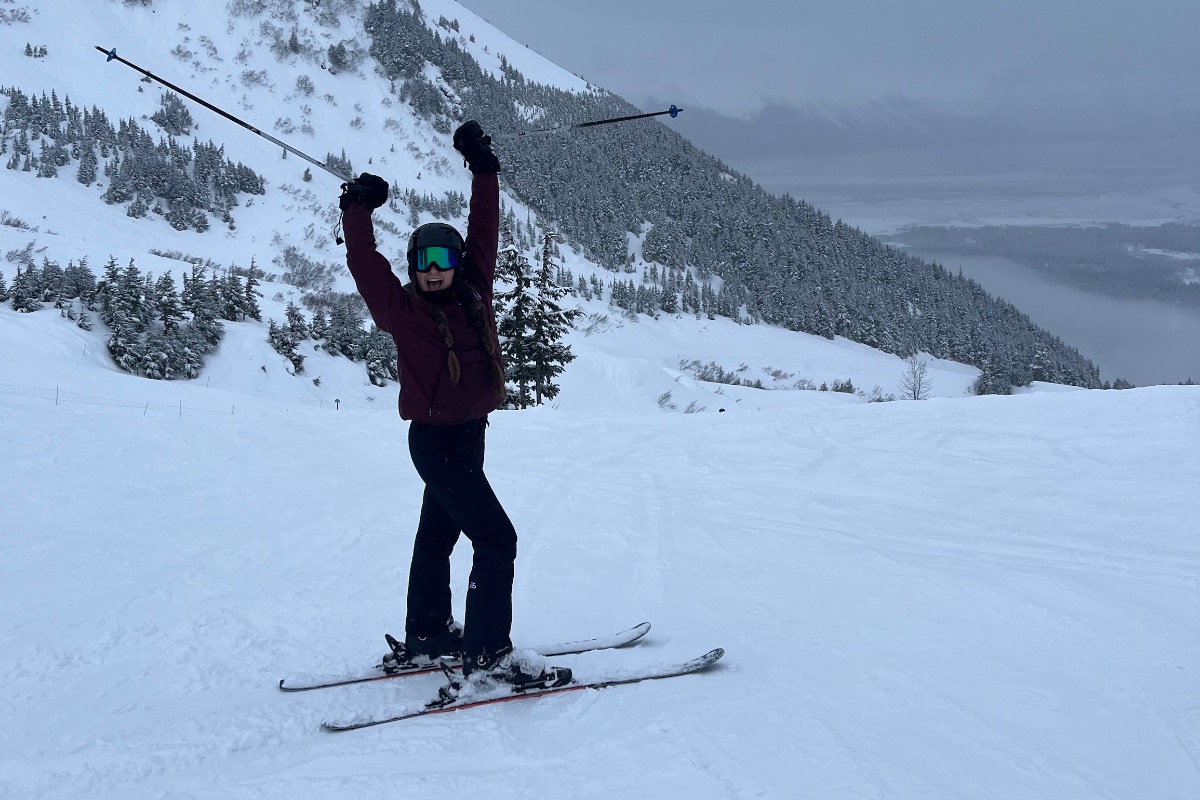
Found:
94,256 -> 120,322
220,272 -> 246,320
35,140 -> 57,178
495,241 -> 536,408
242,271 -> 263,321
76,141 -> 97,185
101,260 -> 153,374
658,272 -> 679,314
308,310 -> 328,343
140,328 -> 175,380
0,272 -> 8,302
528,232 -> 582,404
180,270 -> 194,316
324,299 -> 366,359
166,199 -> 193,231
176,265 -> 224,354
67,257 -> 97,309
284,300 -> 308,339
119,261 -> 154,330
39,257 -> 66,305
106,308 -> 143,373
9,266 -> 42,312
149,92 -> 195,136
182,264 -> 214,318
190,310 -> 225,352
363,326 -> 398,386
170,325 -> 208,379
972,359 -> 1014,396
154,273 -> 185,332
268,318 -> 306,375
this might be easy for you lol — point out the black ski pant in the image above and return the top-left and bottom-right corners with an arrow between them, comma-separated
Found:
405,417 -> 516,663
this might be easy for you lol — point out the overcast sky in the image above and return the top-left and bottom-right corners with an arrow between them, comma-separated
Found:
455,0 -> 1200,126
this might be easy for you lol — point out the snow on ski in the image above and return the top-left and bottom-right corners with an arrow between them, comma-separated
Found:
321,647 -> 725,731
278,622 -> 652,692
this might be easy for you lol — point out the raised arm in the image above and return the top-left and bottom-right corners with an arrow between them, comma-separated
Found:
464,173 -> 500,288
342,201 -> 408,333
453,121 -> 501,289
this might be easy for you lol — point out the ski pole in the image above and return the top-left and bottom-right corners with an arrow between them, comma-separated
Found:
496,104 -> 683,139
94,45 -> 353,183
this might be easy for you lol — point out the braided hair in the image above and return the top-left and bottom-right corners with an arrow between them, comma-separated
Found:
425,279 -> 506,402
407,222 -> 505,402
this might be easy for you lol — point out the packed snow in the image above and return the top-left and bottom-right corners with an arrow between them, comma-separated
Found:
3,296 -> 1198,798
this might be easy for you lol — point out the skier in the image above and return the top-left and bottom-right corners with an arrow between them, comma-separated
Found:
337,120 -> 569,693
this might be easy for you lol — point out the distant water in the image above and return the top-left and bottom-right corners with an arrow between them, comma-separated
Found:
914,252 -> 1200,386
725,140 -> 1200,385
732,139 -> 1200,232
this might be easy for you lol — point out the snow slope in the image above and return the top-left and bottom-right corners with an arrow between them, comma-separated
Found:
0,0 -> 597,283
2,300 -> 1199,799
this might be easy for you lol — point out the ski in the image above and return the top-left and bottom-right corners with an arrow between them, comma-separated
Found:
278,622 -> 652,692
321,647 -> 725,731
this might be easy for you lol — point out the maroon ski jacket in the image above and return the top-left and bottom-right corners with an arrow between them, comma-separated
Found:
343,173 -> 503,425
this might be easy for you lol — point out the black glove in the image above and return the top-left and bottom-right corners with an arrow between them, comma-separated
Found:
339,173 -> 389,211
453,120 -> 500,175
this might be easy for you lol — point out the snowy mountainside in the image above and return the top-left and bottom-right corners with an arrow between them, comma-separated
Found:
2,0 -> 1105,396
0,0 -> 986,410
0,0 -> 589,283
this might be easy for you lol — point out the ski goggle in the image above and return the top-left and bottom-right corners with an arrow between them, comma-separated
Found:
415,246 -> 461,273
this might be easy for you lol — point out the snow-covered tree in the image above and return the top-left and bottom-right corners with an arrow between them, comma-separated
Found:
495,240 -> 536,408
242,270 -> 263,322
363,326 -> 398,386
528,232 -> 582,405
972,359 -> 1014,396
149,92 -> 195,137
268,318 -> 305,376
153,273 -> 184,332
9,266 -> 42,312
322,297 -> 366,359
140,328 -> 175,380
39,257 -> 67,306
76,141 -> 97,186
65,258 -> 97,308
284,300 -> 308,339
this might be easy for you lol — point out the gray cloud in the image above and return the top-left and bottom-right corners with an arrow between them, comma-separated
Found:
457,0 -> 1200,124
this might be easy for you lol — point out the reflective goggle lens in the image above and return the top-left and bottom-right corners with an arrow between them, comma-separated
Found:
415,246 -> 460,272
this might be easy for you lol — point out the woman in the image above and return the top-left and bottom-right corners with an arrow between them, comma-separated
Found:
338,121 -> 567,690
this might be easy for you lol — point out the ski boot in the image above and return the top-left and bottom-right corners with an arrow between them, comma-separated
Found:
431,648 -> 572,707
380,618 -> 464,673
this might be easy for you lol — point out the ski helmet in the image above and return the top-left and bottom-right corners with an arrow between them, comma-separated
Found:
407,223 -> 465,278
